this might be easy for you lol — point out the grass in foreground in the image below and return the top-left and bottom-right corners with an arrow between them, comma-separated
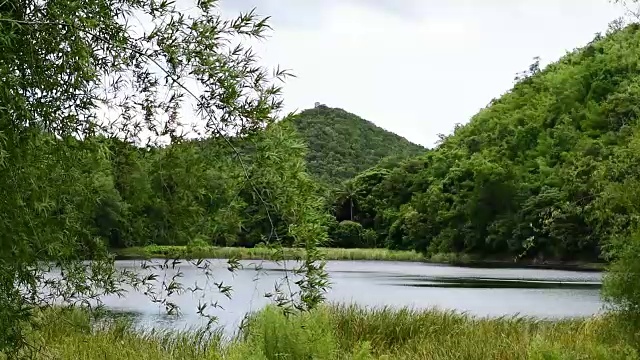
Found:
10,305 -> 636,359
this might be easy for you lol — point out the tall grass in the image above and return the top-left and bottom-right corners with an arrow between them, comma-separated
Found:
7,305 -> 635,359
8,308 -> 227,360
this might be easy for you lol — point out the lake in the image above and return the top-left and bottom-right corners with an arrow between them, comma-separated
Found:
101,259 -> 603,335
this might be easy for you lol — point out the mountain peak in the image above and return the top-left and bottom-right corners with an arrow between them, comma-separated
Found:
286,106 -> 425,185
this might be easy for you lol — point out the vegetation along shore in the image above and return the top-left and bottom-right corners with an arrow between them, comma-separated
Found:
112,245 -> 605,271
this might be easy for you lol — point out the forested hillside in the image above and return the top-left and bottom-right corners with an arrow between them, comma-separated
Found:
285,106 -> 425,184
330,24 -> 640,262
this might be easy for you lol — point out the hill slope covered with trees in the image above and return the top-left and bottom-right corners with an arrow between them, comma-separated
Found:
330,24 -> 640,263
284,106 -> 426,185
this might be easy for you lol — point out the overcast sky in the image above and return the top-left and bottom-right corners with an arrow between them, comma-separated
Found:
218,0 -> 628,147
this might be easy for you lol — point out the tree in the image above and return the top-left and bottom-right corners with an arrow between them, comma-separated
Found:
335,181 -> 358,221
331,220 -> 364,248
0,0 -> 326,352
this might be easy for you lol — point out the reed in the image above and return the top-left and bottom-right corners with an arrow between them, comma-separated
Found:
7,305 -> 635,359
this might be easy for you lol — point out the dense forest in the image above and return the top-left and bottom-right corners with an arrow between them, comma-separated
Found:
93,122 -> 325,250
284,106 -> 425,185
328,23 -> 640,263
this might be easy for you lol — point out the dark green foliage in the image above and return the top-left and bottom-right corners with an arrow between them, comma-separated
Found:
328,221 -> 380,249
603,229 -> 640,344
90,121 -> 329,254
284,106 -> 425,185
331,221 -> 364,248
333,24 -> 640,264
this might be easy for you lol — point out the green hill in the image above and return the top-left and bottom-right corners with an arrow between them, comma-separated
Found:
331,24 -> 640,261
285,106 -> 425,185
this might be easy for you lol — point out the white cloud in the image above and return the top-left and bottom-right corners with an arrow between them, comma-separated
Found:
222,0 -> 627,147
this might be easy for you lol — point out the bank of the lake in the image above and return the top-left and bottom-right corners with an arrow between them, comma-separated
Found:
18,305 -> 634,360
112,245 -> 605,271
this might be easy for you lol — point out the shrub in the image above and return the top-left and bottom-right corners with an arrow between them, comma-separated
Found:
361,229 -> 378,248
603,228 -> 640,346
332,221 -> 364,248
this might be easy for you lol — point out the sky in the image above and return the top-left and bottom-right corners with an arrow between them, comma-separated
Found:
216,0 -> 629,147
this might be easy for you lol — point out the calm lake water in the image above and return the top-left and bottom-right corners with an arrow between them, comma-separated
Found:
101,259 -> 603,334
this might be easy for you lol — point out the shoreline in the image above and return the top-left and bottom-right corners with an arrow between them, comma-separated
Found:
111,245 -> 605,272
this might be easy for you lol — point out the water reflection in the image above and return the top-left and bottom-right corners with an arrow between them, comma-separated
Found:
385,276 -> 601,289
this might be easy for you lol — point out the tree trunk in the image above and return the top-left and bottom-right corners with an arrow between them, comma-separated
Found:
350,198 -> 353,221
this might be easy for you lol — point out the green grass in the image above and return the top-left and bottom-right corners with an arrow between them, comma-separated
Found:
8,305 -> 636,359
111,245 -> 605,270
113,245 -> 427,262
